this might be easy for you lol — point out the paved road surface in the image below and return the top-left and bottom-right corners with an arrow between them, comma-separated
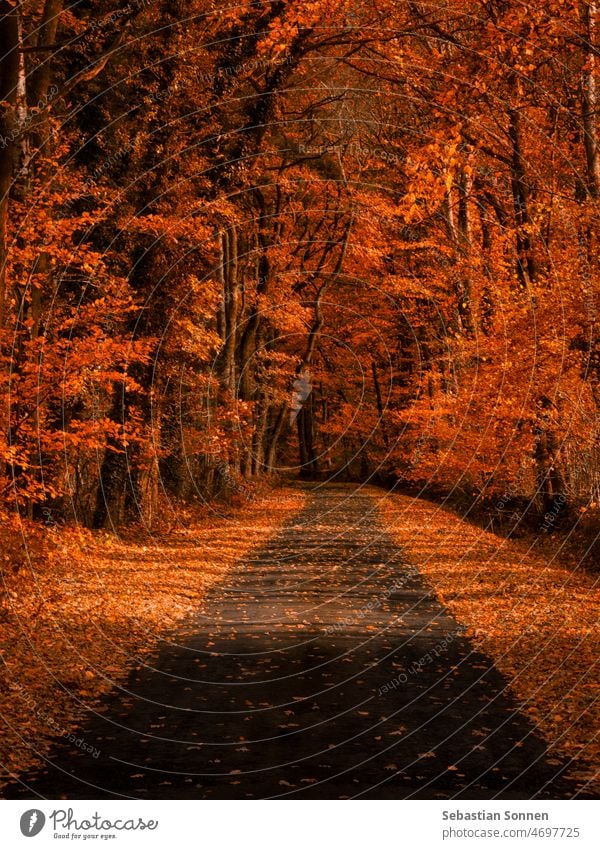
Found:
3,485 -> 585,799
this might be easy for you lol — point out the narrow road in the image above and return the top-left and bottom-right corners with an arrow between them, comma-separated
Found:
5,485 -> 583,799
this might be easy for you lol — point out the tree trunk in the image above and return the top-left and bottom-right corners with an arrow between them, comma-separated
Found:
371,360 -> 389,450
581,1 -> 600,198
456,165 -> 474,335
265,405 -> 286,472
508,107 -> 537,286
220,225 -> 240,394
534,396 -> 567,520
0,1 -> 20,328
297,394 -> 318,479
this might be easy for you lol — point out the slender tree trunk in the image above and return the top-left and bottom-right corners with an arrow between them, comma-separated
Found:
581,1 -> 600,198
238,200 -> 270,403
0,1 -> 20,328
31,0 -> 64,106
93,387 -> 129,529
297,394 -> 317,479
371,360 -> 389,450
534,396 -> 567,519
220,225 -> 240,394
456,166 -> 474,335
265,405 -> 286,471
251,397 -> 269,475
508,107 -> 537,286
576,3 -> 600,410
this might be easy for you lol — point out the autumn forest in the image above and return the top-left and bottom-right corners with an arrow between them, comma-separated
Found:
0,0 -> 598,529
0,0 -> 599,805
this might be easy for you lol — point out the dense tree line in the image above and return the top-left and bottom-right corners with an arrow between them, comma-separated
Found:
0,0 -> 598,529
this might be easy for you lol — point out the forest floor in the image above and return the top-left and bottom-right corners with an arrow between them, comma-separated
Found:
0,483 -> 597,799
0,485 -> 306,790
379,490 -> 600,793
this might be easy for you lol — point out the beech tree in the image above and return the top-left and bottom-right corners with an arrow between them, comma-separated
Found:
0,0 -> 598,526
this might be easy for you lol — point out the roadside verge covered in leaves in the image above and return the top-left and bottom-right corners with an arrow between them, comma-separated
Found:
379,491 -> 600,796
0,486 -> 305,791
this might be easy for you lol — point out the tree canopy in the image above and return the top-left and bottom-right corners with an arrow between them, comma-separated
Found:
0,0 -> 598,528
